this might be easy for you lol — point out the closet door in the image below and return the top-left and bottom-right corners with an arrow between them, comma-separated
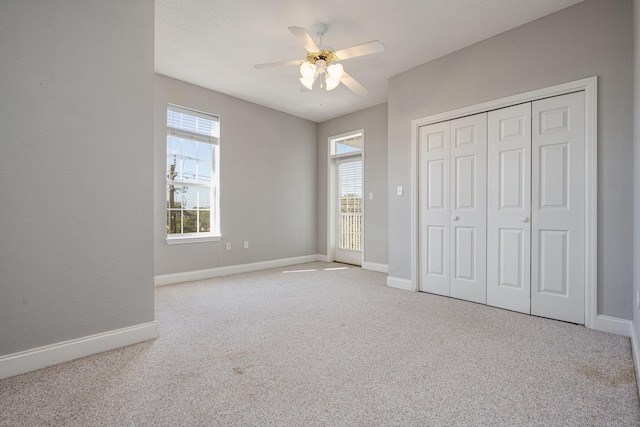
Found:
418,121 -> 450,296
487,103 -> 532,314
531,92 -> 585,324
449,113 -> 487,304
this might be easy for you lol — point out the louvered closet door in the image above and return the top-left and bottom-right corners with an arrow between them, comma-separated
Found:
418,121 -> 450,296
487,103 -> 532,314
531,92 -> 585,323
449,113 -> 487,304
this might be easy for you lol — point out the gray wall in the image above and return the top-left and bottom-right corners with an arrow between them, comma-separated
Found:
388,0 -> 634,318
155,75 -> 318,276
318,103 -> 389,266
0,1 -> 155,355
633,0 -> 640,343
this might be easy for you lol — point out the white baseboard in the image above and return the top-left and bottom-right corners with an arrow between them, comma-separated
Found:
0,321 -> 158,380
630,321 -> 640,399
387,276 -> 414,291
155,254 -> 323,286
316,254 -> 330,263
362,262 -> 389,274
592,314 -> 632,337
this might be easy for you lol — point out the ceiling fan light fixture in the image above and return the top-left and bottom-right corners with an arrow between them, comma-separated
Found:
325,76 -> 340,91
300,61 -> 316,79
327,63 -> 344,81
300,76 -> 315,90
315,59 -> 327,74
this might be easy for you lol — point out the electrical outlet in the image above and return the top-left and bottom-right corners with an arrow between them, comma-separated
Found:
225,242 -> 231,251
243,241 -> 249,249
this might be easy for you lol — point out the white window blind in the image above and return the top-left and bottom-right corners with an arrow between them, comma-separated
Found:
167,106 -> 219,143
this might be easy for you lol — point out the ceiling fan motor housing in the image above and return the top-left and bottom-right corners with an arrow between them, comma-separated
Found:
307,50 -> 339,65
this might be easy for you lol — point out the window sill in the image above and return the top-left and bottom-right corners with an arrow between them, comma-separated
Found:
166,234 -> 222,245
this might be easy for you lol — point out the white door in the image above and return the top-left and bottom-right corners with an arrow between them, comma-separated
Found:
531,92 -> 585,323
335,157 -> 363,265
418,121 -> 450,295
449,113 -> 487,304
487,103 -> 532,314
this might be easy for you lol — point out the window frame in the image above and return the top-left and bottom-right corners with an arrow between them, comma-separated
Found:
165,104 -> 221,245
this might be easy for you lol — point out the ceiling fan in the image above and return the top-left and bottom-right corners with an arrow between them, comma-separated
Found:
254,24 -> 384,96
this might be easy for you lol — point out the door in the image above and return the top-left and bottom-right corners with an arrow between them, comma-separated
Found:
418,94 -> 586,323
487,103 -> 532,314
335,157 -> 363,265
418,113 -> 487,303
418,121 -> 450,295
449,113 -> 487,304
531,92 -> 585,323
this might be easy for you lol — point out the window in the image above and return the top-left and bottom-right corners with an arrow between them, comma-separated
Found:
166,105 -> 220,243
332,133 -> 362,156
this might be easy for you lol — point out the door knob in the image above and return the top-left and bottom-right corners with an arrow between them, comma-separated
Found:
451,215 -> 459,221
520,216 -> 529,223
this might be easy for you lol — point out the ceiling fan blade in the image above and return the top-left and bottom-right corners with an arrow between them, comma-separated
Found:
340,71 -> 369,96
254,59 -> 302,69
335,40 -> 384,60
289,26 -> 320,52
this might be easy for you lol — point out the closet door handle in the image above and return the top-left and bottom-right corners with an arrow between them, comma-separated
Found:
520,216 -> 529,223
451,215 -> 459,221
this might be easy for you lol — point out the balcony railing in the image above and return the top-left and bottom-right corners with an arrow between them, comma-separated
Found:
339,212 -> 362,251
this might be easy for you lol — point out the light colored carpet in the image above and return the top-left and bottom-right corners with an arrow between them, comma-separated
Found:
1,262 -> 639,426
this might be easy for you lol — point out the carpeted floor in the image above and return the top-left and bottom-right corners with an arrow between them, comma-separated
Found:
1,262 -> 639,426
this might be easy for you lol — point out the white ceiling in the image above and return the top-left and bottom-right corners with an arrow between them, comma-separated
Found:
155,0 -> 584,123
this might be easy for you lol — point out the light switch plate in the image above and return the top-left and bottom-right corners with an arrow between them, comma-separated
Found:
397,186 -> 403,196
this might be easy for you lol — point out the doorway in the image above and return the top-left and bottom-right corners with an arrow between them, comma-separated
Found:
328,131 -> 364,266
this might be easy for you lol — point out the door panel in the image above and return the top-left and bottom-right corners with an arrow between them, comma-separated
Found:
454,227 -> 475,280
499,149 -> 525,209
487,103 -> 531,314
449,113 -> 487,304
538,230 -> 568,295
499,228 -> 524,288
531,92 -> 585,323
455,156 -> 476,209
419,122 -> 450,296
427,226 -> 446,276
428,160 -> 446,210
539,143 -> 568,208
